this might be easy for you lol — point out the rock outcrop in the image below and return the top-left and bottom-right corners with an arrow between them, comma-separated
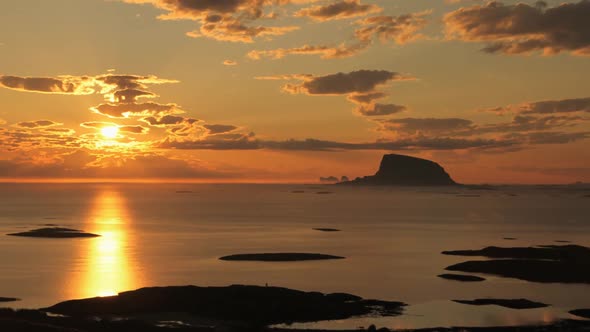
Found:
341,154 -> 457,186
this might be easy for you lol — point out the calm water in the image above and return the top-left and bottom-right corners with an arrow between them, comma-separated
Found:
0,183 -> 589,329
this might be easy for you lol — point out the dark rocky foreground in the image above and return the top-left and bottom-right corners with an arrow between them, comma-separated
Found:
437,274 -> 485,282
453,298 -> 548,309
1,307 -> 590,332
7,227 -> 100,238
219,253 -> 345,261
443,245 -> 590,283
0,285 -> 588,332
339,154 -> 457,186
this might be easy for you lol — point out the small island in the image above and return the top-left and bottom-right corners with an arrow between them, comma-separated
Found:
0,297 -> 19,302
570,309 -> 590,319
438,274 -> 485,282
443,244 -> 590,284
219,253 -> 345,262
313,228 -> 341,232
44,285 -> 405,325
340,154 -> 457,186
7,227 -> 100,238
453,298 -> 548,309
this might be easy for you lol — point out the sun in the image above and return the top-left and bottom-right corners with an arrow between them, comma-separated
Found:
100,126 -> 119,139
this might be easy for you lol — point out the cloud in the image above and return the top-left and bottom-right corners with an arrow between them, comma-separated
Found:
355,12 -> 430,44
91,102 -> 184,118
347,92 -> 387,104
204,124 -> 238,134
347,91 -> 407,116
378,113 -> 588,138
119,125 -> 149,134
356,103 -> 406,116
504,131 -> 590,145
483,97 -> 590,115
41,128 -> 76,135
159,134 -> 259,150
186,17 -> 299,43
379,117 -> 476,136
473,115 -> 585,134
141,115 -> 197,127
111,89 -> 156,103
0,74 -> 177,99
282,69 -> 409,95
80,122 -> 148,135
263,70 -> 412,116
95,74 -> 176,90
247,42 -> 370,60
80,121 -> 117,129
159,136 -> 512,151
0,127 -> 83,152
294,0 -> 381,21
519,97 -> 590,114
249,43 -> 361,62
0,149 -> 232,179
120,0 -> 303,43
444,0 -> 590,56
497,165 -> 590,177
15,120 -> 62,129
223,60 -> 238,66
247,11 -> 429,61
0,75 -> 96,95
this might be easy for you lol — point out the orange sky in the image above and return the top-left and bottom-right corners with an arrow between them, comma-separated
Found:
0,0 -> 589,184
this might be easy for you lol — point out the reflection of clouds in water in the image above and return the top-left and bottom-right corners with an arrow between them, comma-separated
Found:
71,188 -> 141,298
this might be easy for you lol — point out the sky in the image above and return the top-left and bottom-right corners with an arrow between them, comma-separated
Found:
0,0 -> 589,184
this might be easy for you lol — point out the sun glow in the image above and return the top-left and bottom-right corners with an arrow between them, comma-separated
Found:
100,126 -> 119,139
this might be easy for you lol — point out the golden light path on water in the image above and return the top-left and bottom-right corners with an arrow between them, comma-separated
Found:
69,188 -> 140,299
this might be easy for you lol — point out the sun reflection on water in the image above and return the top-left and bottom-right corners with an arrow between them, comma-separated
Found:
70,188 -> 140,299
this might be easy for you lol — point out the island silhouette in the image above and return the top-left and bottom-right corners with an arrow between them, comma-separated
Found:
340,154 -> 457,186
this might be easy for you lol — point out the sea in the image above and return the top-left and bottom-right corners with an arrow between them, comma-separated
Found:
0,183 -> 589,329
